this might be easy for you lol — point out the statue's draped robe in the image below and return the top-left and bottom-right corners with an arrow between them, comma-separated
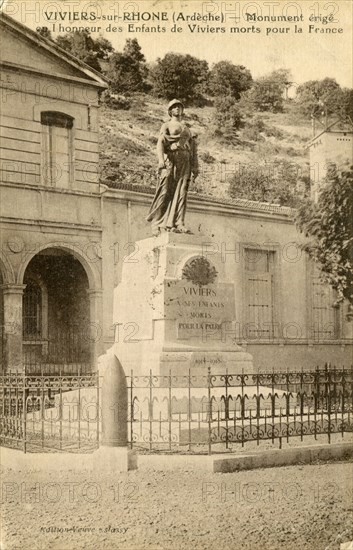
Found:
147,124 -> 197,231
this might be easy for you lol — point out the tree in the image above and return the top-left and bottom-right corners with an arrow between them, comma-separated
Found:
56,30 -> 113,72
296,164 -> 353,307
123,38 -> 145,63
106,53 -> 143,94
213,96 -> 244,140
105,39 -> 147,94
296,78 -> 344,117
268,68 -> 292,88
93,36 -> 114,60
247,76 -> 285,113
208,61 -> 252,99
150,53 -> 209,102
243,69 -> 292,113
341,88 -> 353,121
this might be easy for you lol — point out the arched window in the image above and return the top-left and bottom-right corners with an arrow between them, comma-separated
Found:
41,111 -> 74,188
23,281 -> 42,339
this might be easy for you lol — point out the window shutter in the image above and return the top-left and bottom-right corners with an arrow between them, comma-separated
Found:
244,249 -> 276,340
311,277 -> 337,339
41,112 -> 73,187
246,273 -> 274,339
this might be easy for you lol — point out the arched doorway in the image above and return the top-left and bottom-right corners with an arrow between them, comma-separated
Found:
22,248 -> 92,373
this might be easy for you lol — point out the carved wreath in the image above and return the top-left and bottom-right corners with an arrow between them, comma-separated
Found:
182,257 -> 218,286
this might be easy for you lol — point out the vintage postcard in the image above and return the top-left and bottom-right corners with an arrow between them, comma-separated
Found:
0,0 -> 352,549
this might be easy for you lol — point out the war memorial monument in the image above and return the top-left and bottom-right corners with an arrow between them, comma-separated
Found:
111,100 -> 253,378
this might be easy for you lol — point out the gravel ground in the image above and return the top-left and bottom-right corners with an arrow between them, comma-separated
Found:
1,459 -> 352,550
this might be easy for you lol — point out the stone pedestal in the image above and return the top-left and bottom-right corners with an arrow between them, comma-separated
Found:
93,446 -> 137,472
113,233 -> 252,377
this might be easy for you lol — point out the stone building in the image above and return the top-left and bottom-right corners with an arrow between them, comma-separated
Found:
0,12 -> 352,374
0,12 -> 107,371
307,120 -> 353,201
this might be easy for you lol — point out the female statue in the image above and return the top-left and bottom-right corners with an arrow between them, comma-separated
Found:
146,99 -> 199,236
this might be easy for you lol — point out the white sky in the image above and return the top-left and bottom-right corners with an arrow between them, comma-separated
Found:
3,0 -> 353,88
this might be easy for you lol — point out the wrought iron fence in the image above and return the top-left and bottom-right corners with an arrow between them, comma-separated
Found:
0,370 -> 99,453
0,325 -> 5,371
127,365 -> 353,454
0,327 -> 93,374
22,330 -> 92,375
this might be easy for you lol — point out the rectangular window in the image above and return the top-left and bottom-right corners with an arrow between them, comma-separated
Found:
244,249 -> 276,340
41,112 -> 73,188
23,281 -> 42,339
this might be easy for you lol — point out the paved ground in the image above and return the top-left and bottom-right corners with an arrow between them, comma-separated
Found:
1,459 -> 352,550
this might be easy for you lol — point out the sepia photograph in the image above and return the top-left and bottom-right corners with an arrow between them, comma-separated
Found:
0,0 -> 352,548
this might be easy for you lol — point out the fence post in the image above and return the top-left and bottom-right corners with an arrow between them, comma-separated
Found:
101,353 -> 127,447
94,351 -> 136,471
207,366 -> 212,455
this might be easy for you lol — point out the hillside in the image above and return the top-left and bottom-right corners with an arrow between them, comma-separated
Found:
99,95 -> 313,207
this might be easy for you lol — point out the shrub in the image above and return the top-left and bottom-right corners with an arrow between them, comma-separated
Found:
213,96 -> 244,140
101,91 -> 131,110
200,151 -> 216,164
228,159 -> 303,207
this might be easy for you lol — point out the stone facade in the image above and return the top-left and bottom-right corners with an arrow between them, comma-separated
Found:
0,13 -> 352,374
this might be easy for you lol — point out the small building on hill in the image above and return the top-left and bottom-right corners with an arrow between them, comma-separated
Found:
307,120 -> 353,201
0,13 -> 352,374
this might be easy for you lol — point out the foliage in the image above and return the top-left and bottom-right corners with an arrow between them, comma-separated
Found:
341,88 -> 353,121
228,159 -> 304,207
296,165 -> 353,306
123,38 -> 146,63
208,61 -> 253,99
268,69 -> 293,89
247,77 -> 284,113
200,151 -> 216,164
296,78 -> 344,117
242,125 -> 263,142
213,96 -> 244,140
94,36 -> 115,60
244,69 -> 292,113
100,91 -> 131,110
106,52 -> 143,94
36,27 -> 54,40
56,30 -> 113,71
251,115 -> 266,132
242,115 -> 266,141
263,124 -> 284,139
106,40 -> 148,94
150,53 -> 209,102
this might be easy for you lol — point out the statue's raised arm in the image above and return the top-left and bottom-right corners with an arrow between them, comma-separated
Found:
146,99 -> 198,236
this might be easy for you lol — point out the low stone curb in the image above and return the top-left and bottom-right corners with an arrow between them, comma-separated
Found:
137,442 -> 353,473
1,442 -> 352,473
213,442 -> 353,473
0,447 -> 137,472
